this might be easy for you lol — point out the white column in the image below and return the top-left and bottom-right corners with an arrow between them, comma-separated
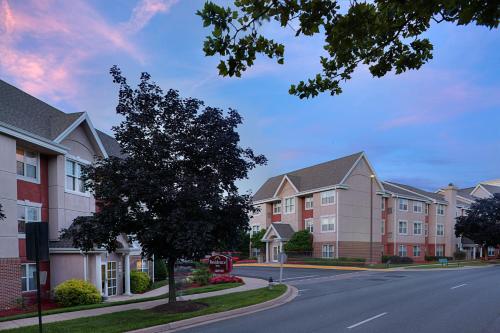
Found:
265,242 -> 269,263
473,247 -> 476,260
95,254 -> 102,295
479,246 -> 483,258
83,254 -> 88,281
124,254 -> 131,295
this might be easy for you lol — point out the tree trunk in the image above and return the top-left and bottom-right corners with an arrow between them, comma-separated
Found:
168,258 -> 176,303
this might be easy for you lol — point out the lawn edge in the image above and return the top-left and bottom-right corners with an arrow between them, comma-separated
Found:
128,284 -> 297,333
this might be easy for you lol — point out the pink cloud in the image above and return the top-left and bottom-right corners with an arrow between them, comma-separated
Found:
0,0 -> 177,101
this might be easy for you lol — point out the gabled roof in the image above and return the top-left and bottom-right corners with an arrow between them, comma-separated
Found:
382,182 -> 430,202
262,223 -> 295,241
253,152 -> 365,202
383,181 -> 447,203
456,187 -> 477,202
481,184 -> 500,195
97,130 -> 124,158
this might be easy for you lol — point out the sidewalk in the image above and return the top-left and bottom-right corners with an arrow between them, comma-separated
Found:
0,277 -> 268,331
108,284 -> 169,302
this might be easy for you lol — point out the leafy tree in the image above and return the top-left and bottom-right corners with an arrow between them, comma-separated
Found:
455,194 -> 500,258
0,204 -> 4,220
250,228 -> 266,251
198,1 -> 499,98
154,259 -> 168,281
284,230 -> 313,253
62,66 -> 266,302
236,229 -> 250,258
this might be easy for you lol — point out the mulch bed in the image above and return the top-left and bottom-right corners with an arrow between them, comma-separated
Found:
0,300 -> 60,318
150,301 -> 208,314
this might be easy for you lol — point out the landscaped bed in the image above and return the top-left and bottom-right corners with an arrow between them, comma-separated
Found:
2,285 -> 287,333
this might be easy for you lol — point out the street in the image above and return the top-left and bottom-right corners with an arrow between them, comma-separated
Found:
181,265 -> 500,333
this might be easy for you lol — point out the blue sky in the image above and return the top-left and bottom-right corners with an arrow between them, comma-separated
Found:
1,0 -> 499,193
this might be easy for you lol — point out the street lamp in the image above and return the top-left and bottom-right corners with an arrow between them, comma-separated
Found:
370,174 -> 375,265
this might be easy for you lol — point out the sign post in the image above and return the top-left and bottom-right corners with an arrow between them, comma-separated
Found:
208,254 -> 232,274
26,223 -> 49,333
278,252 -> 287,283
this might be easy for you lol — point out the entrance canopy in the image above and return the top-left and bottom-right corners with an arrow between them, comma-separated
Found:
262,223 -> 295,242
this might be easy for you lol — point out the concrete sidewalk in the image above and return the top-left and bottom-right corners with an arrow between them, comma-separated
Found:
108,284 -> 169,302
0,277 -> 268,331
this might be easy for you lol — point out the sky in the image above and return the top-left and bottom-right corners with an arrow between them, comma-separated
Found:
1,0 -> 499,194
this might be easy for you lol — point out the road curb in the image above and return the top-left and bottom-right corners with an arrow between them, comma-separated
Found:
128,284 -> 298,333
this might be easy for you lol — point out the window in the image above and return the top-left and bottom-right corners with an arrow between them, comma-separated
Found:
66,160 -> 86,193
137,259 -> 149,274
413,245 -> 421,257
488,247 -> 496,256
107,261 -> 117,296
381,198 -> 385,211
436,224 -> 444,236
425,204 -> 429,215
436,245 -> 444,257
16,148 -> 38,181
398,220 -> 408,235
322,244 -> 334,258
424,223 -> 429,236
320,216 -> 335,232
17,203 -> 41,234
252,248 -> 260,257
284,197 -> 295,214
437,204 -> 445,216
305,218 -> 314,233
320,190 -> 335,205
398,199 -> 408,211
21,263 -> 37,292
272,201 -> 281,214
305,196 -> 314,210
251,225 -> 260,236
413,202 -> 423,213
398,245 -> 407,257
381,219 -> 385,235
413,222 -> 423,235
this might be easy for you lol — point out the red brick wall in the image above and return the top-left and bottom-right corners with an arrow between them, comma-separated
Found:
0,258 -> 22,310
271,213 -> 281,222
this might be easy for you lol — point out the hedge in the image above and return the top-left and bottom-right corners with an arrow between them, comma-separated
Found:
54,279 -> 101,307
130,271 -> 151,293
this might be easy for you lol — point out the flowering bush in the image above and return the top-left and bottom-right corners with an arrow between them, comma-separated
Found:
209,275 -> 243,284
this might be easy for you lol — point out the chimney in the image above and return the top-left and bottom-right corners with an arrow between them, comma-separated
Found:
442,183 -> 458,256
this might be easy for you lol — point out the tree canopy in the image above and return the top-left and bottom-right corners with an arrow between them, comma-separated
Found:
62,66 -> 266,302
250,228 -> 266,251
455,194 -> 500,251
284,230 -> 313,253
198,0 -> 499,98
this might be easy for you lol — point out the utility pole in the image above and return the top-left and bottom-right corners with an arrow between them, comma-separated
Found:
370,174 -> 375,265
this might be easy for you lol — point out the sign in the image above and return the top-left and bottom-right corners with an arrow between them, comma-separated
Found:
26,223 -> 49,261
208,254 -> 232,274
278,252 -> 287,264
438,258 -> 448,266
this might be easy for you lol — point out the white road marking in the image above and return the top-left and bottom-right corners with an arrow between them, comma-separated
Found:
281,275 -> 319,281
347,312 -> 388,329
450,283 -> 467,289
297,289 -> 310,292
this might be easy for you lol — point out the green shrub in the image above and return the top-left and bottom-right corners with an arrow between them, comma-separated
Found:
191,268 -> 212,286
284,230 -> 313,253
54,279 -> 101,307
425,255 -> 453,262
154,259 -> 167,281
453,251 -> 467,260
130,271 -> 151,293
382,255 -> 413,264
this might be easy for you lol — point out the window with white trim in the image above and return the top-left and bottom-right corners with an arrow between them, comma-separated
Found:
137,259 -> 149,274
413,202 -> 423,213
398,244 -> 407,257
436,245 -> 444,257
413,245 -> 421,257
107,261 -> 117,296
17,203 -> 41,234
437,204 -> 445,216
381,198 -> 385,211
320,190 -> 335,205
305,196 -> 314,210
21,263 -> 37,292
381,219 -> 385,235
488,246 -> 495,256
436,224 -> 444,236
16,148 -> 38,181
251,225 -> 260,236
320,216 -> 335,232
413,222 -> 423,235
65,159 -> 86,193
284,197 -> 295,214
272,201 -> 281,214
322,244 -> 334,258
425,204 -> 429,215
398,220 -> 408,235
398,198 -> 408,211
305,218 -> 314,233
424,223 -> 429,236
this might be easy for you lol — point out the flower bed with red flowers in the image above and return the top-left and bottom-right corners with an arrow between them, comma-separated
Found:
209,275 -> 243,284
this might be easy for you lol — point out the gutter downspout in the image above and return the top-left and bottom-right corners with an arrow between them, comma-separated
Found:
393,197 -> 397,255
336,189 -> 340,259
435,204 -> 438,256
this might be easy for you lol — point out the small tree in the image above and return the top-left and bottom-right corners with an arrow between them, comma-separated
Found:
250,228 -> 266,254
455,194 -> 500,259
154,259 -> 167,281
284,230 -> 313,253
62,67 -> 266,303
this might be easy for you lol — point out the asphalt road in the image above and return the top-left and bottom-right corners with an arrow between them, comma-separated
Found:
181,265 -> 500,333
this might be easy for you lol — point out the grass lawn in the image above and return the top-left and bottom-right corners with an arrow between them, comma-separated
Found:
0,283 -> 243,323
4,285 -> 287,333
